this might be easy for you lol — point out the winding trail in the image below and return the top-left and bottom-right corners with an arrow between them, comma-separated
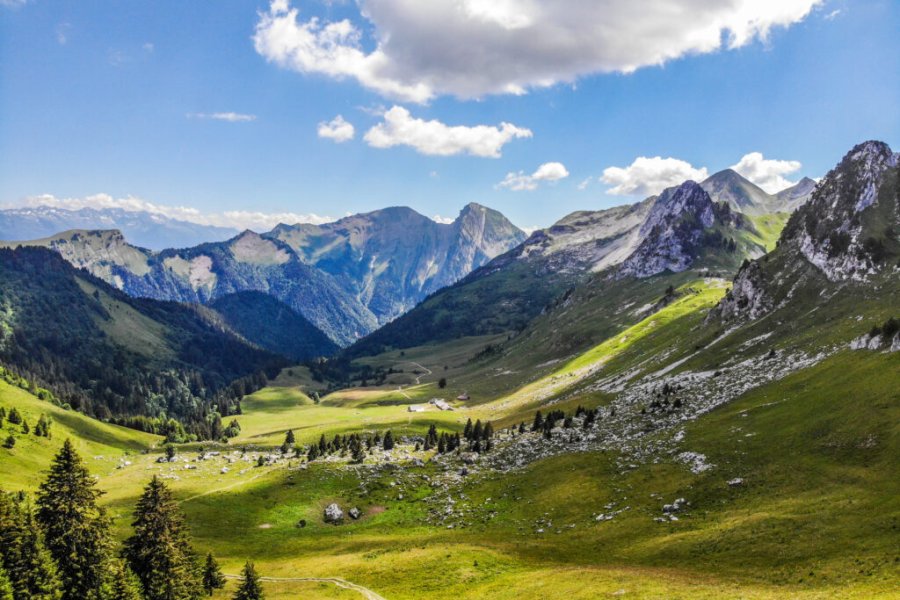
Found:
225,574 -> 387,600
408,361 -> 432,384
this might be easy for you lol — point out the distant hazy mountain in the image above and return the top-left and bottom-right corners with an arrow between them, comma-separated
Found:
0,206 -> 238,250
700,169 -> 816,216
4,204 -> 526,346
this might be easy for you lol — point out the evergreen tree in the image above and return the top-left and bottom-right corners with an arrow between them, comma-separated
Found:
308,444 -> 320,461
317,434 -> 327,455
531,411 -> 543,432
22,420 -> 30,434
232,562 -> 264,600
382,430 -> 394,451
283,430 -> 295,446
0,492 -> 62,600
6,408 -> 21,425
201,553 -> 225,596
165,445 -> 177,461
2,436 -> 13,450
123,477 -> 203,600
36,439 -> 112,600
0,564 -> 13,600
463,419 -> 472,439
107,560 -> 143,600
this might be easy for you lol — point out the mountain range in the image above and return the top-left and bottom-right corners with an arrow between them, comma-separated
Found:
1,203 -> 526,346
0,206 -> 238,250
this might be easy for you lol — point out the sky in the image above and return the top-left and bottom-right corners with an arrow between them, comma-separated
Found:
1,0 -> 898,232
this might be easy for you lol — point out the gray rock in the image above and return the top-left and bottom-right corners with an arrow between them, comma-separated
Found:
349,507 -> 361,520
324,503 -> 344,524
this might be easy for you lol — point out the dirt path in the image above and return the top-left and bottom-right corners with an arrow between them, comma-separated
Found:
178,470 -> 267,505
226,574 -> 387,600
408,361 -> 432,384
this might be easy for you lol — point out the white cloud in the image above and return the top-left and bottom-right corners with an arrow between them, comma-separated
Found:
364,106 -> 531,158
730,152 -> 801,193
188,112 -> 257,123
317,115 -> 355,142
254,0 -> 820,102
601,156 -> 709,197
431,214 -> 455,224
577,177 -> 593,191
143,42 -> 155,52
498,161 -> 569,191
12,194 -> 334,231
824,9 -> 841,20
0,0 -> 30,8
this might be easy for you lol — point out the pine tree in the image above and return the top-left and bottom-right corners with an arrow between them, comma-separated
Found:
6,408 -> 21,425
123,476 -> 203,600
382,430 -> 394,451
107,560 -> 143,600
36,439 -> 112,600
0,563 -> 12,600
202,553 -> 226,596
463,418 -> 473,439
22,420 -> 30,434
284,430 -> 295,446
232,562 -> 264,600
2,436 -> 13,450
0,493 -> 62,600
318,434 -> 327,454
532,411 -> 543,431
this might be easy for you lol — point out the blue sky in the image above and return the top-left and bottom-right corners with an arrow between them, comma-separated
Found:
1,0 -> 898,232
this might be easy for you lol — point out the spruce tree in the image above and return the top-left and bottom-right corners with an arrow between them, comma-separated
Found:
382,430 -> 394,451
123,476 -> 203,600
202,553 -> 226,596
107,560 -> 143,600
36,439 -> 112,600
284,430 -> 295,446
232,562 -> 264,600
532,411 -> 543,431
0,564 -> 12,600
0,495 -> 62,600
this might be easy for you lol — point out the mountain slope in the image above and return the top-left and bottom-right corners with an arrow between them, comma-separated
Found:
0,246 -> 285,439
266,203 -> 527,322
700,169 -> 816,216
209,291 -> 339,361
713,140 -> 900,323
347,181 -> 763,357
0,206 -> 237,250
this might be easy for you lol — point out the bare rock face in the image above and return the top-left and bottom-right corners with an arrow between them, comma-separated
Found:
708,261 -> 774,323
619,180 -> 744,278
784,140 -> 897,282
324,503 -> 344,524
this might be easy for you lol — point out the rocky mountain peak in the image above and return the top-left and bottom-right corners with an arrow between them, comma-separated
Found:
619,181 -> 742,278
780,140 -> 897,281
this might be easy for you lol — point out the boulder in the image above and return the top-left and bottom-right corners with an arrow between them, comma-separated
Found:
727,477 -> 744,487
324,503 -> 344,524
349,507 -> 361,520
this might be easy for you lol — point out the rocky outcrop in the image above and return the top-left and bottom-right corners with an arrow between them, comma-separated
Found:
618,181 -> 744,278
708,261 -> 774,322
783,141 -> 898,282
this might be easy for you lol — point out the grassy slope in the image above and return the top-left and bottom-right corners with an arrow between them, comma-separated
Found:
0,380 -> 158,490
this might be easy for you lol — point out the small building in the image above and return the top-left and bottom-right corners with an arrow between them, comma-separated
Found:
407,405 -> 426,413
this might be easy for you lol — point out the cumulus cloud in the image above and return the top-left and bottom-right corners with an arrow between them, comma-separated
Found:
601,157 -> 709,197
0,0 -> 30,8
730,152 -> 802,193
498,161 -> 569,191
431,214 -> 455,224
363,106 -> 531,158
13,194 -> 334,231
188,112 -> 257,123
317,115 -> 355,142
253,0 -> 820,102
